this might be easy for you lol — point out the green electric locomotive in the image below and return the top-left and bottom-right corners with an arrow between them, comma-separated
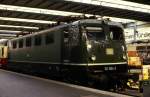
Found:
7,19 -> 128,90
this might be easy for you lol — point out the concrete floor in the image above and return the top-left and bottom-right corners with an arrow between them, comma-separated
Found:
143,85 -> 150,97
118,89 -> 143,97
0,69 -> 131,97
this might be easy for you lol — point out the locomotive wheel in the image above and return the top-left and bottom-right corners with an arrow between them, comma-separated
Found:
99,74 -> 110,90
92,74 -> 110,90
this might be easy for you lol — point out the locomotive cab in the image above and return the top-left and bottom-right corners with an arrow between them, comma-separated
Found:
80,20 -> 127,66
62,19 -> 128,90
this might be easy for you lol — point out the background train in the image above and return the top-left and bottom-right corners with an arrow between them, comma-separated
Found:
0,19 -> 128,90
0,39 -> 8,68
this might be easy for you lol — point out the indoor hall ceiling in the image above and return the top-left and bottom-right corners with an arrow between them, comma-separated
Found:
0,0 -> 150,38
0,10 -> 64,22
0,9 -> 65,28
0,0 -> 149,22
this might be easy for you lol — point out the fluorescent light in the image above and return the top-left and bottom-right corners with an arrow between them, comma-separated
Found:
0,30 -> 21,33
0,39 -> 8,41
0,3 -> 143,23
0,25 -> 39,30
66,0 -> 150,14
0,2 -> 145,25
0,17 -> 56,24
0,16 -> 139,26
0,34 -> 17,37
0,4 -> 82,16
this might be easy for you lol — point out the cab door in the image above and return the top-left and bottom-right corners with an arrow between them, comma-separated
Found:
63,30 -> 70,63
62,24 -> 80,63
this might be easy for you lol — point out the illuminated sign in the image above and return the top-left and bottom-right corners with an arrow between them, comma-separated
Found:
125,27 -> 150,42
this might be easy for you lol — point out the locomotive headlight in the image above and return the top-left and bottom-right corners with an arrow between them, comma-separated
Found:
122,45 -> 125,51
123,53 -> 127,59
122,45 -> 126,59
87,44 -> 92,49
91,55 -> 96,61
86,41 -> 92,50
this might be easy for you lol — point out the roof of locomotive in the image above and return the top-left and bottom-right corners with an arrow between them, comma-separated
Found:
78,19 -> 123,28
10,19 -> 123,41
10,23 -> 69,41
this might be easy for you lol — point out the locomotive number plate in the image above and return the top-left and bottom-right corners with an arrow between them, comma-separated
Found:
104,66 -> 116,71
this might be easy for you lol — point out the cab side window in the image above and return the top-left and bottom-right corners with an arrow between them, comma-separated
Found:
19,39 -> 23,48
109,26 -> 124,40
45,33 -> 54,44
12,41 -> 17,49
35,35 -> 41,46
26,37 -> 32,47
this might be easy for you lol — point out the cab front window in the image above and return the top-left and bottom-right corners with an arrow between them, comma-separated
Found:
83,26 -> 105,41
109,26 -> 124,40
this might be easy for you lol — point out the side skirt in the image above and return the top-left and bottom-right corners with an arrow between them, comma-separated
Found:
7,61 -> 62,78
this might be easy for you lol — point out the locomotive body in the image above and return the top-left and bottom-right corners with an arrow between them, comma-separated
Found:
7,19 -> 128,89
